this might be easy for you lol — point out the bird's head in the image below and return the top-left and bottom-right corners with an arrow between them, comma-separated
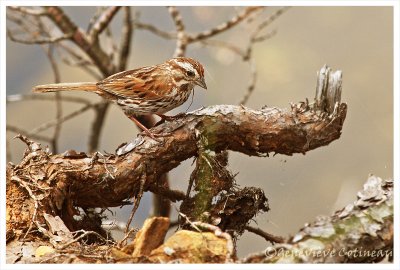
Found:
167,57 -> 207,90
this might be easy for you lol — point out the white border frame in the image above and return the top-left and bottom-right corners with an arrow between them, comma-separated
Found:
1,1 -> 398,270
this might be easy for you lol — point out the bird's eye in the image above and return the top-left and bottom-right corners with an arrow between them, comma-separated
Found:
186,70 -> 195,77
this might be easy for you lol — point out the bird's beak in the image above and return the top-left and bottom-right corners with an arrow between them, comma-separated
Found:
195,77 -> 207,90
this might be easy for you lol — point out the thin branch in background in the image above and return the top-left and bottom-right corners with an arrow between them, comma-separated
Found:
239,7 -> 289,105
41,6 -> 116,152
118,171 -> 146,247
28,103 -> 98,135
7,125 -> 52,143
240,59 -> 257,105
45,44 -> 62,153
6,94 -> 91,105
134,22 -> 175,39
124,172 -> 146,235
43,6 -> 113,75
7,9 -> 64,152
57,44 -> 102,80
168,6 -> 187,57
8,6 -> 47,16
89,6 -> 121,42
7,29 -> 73,44
86,7 -> 105,34
118,7 -> 133,71
200,39 -> 245,58
244,225 -> 285,244
104,25 -> 119,66
187,7 -> 264,43
87,103 -> 110,153
251,6 -> 290,40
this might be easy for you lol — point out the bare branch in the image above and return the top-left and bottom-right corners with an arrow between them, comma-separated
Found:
7,94 -> 91,105
201,39 -> 245,57
187,7 -> 264,43
89,6 -> 121,41
6,125 -> 52,143
87,103 -> 110,153
134,21 -> 175,39
8,6 -> 48,16
43,6 -> 114,76
251,7 -> 290,41
168,6 -> 187,57
118,7 -> 133,71
41,44 -> 62,153
57,44 -> 102,80
124,171 -> 146,236
239,59 -> 257,105
244,225 -> 285,244
238,7 -> 289,105
7,29 -> 73,44
29,103 -> 98,135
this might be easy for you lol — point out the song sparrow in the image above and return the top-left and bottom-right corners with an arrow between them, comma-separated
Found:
33,57 -> 207,139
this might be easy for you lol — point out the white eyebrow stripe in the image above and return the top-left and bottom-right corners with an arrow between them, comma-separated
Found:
174,60 -> 198,76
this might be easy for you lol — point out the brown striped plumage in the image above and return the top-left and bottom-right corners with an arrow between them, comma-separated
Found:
33,57 -> 207,139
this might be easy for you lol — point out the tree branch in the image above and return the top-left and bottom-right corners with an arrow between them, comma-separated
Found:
242,176 -> 393,263
187,7 -> 264,43
43,6 -> 114,76
7,101 -> 347,211
89,7 -> 121,42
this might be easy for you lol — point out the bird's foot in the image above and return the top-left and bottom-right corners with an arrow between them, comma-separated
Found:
155,113 -> 186,126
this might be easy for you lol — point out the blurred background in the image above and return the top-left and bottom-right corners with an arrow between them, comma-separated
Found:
6,6 -> 393,257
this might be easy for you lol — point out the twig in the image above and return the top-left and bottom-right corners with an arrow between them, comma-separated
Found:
168,7 -> 186,57
238,7 -> 289,105
118,7 -> 133,71
8,6 -> 48,16
57,44 -> 102,80
244,225 -> 285,244
57,229 -> 111,250
148,184 -> 186,203
89,6 -> 121,42
251,7 -> 290,41
134,22 -> 175,39
124,172 -> 146,235
44,6 -> 114,75
29,103 -> 98,135
187,7 -> 264,43
43,44 -> 62,153
200,39 -> 245,57
7,94 -> 91,105
87,103 -> 110,152
7,29 -> 73,44
43,7 -> 116,152
239,59 -> 257,105
7,125 -> 52,143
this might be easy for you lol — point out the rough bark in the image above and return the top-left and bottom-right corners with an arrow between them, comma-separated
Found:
242,176 -> 393,263
6,101 -> 347,221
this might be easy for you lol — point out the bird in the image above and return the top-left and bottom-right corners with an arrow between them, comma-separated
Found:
33,57 -> 207,140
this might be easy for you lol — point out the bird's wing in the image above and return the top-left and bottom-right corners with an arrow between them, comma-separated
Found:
96,67 -> 170,100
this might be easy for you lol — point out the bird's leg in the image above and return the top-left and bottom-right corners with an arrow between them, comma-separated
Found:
125,114 -> 160,141
125,112 -> 173,140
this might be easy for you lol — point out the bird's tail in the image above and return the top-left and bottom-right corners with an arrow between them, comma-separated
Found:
32,82 -> 97,93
